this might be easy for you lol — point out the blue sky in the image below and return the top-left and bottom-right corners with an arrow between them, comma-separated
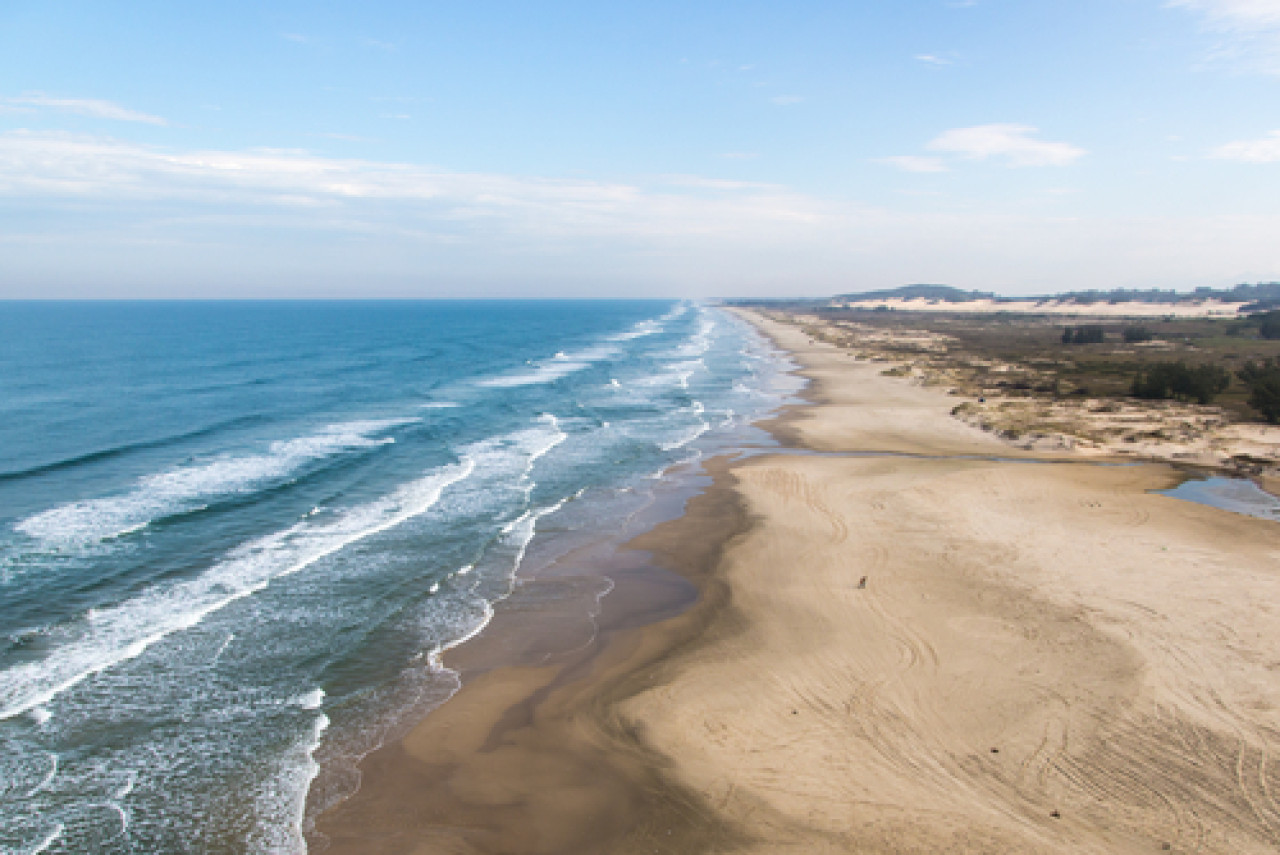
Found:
2,0 -> 1279,298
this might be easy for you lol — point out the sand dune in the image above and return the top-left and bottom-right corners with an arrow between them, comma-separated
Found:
832,298 -> 1248,318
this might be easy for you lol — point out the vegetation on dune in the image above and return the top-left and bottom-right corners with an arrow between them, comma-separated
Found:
799,304 -> 1280,424
1122,326 -> 1154,343
824,281 -> 1280,309
1062,325 -> 1105,345
1238,360 -> 1280,424
1259,311 -> 1280,341
1130,362 -> 1231,405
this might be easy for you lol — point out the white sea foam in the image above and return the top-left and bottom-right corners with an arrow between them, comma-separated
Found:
423,496 -> 566,684
28,823 -> 64,855
669,311 -> 715,356
419,402 -> 460,409
478,360 -> 587,388
296,688 -> 325,710
659,423 -> 711,451
209,633 -> 235,667
501,499 -> 567,580
607,319 -> 662,341
426,601 -> 494,671
0,458 -> 475,722
659,402 -> 711,451
262,711 -> 329,855
666,302 -> 694,321
478,344 -> 619,388
14,419 -> 418,550
26,753 -> 57,798
608,304 -> 688,342
454,415 -> 567,506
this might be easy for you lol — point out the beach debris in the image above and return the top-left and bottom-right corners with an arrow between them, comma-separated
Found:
990,747 -> 999,754
1049,809 -> 1061,819
857,576 -> 868,589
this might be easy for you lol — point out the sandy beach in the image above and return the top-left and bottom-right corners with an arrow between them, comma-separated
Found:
315,309 -> 1280,854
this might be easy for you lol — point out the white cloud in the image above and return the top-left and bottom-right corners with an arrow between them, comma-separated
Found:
1211,129 -> 1280,161
1170,0 -> 1280,71
0,130 -> 830,242
770,95 -> 804,106
877,155 -> 948,173
1171,0 -> 1280,31
926,124 -> 1086,167
914,54 -> 952,66
2,93 -> 167,126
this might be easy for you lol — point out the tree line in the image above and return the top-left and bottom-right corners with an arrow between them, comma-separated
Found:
1129,359 -> 1280,422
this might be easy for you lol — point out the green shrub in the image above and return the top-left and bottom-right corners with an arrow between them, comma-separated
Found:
1122,326 -> 1154,343
1238,360 -> 1280,423
1259,311 -> 1280,340
1061,325 -> 1105,345
1130,361 -> 1231,405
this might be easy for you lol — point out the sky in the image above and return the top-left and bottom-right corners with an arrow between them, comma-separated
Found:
2,0 -> 1279,299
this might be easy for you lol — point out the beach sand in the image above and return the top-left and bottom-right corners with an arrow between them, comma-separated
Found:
314,310 -> 1280,854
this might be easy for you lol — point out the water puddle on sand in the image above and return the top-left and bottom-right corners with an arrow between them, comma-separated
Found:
1157,476 -> 1280,522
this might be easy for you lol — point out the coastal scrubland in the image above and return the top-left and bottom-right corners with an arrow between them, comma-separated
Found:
771,307 -> 1280,487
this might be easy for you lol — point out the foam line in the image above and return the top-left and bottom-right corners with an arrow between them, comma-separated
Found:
28,823 -> 64,855
13,418 -> 419,550
477,344 -> 618,388
0,458 -> 475,722
287,712 -> 330,855
25,753 -> 57,798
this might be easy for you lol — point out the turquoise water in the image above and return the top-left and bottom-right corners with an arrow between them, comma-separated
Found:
0,301 -> 796,854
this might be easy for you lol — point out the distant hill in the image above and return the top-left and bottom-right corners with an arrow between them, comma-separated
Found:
833,284 -> 998,303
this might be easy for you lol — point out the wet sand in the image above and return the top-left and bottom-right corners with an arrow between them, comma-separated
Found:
314,309 -> 1280,854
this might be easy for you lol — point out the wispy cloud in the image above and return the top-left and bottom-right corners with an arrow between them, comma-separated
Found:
2,93 -> 167,126
282,33 -> 309,43
1171,0 -> 1280,31
770,95 -> 804,106
0,130 -> 830,242
926,124 -> 1086,167
914,54 -> 953,66
1170,0 -> 1280,71
5,129 -> 1280,297
1211,129 -> 1280,161
877,155 -> 949,173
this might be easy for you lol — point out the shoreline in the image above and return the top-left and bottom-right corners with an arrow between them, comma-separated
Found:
313,308 -> 1280,854
311,453 -> 757,854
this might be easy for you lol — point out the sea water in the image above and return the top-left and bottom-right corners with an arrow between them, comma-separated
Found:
0,301 -> 796,854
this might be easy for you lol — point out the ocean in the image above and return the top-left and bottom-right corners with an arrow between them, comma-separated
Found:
0,301 -> 796,854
